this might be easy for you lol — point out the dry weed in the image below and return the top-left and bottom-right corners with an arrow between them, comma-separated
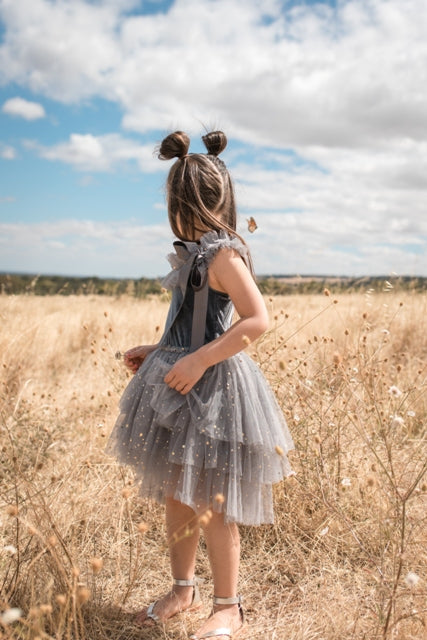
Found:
0,291 -> 426,639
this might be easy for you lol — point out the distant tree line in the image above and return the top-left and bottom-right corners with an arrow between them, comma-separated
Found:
0,273 -> 425,297
257,275 -> 427,296
0,274 -> 163,297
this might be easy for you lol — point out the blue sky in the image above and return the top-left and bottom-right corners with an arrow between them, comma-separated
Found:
1,0 -> 426,278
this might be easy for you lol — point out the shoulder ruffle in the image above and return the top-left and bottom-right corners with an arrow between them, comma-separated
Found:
161,230 -> 248,292
198,230 -> 249,266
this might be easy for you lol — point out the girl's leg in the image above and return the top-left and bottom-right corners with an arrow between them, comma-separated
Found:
192,511 -> 243,638
135,497 -> 200,624
167,496 -> 200,581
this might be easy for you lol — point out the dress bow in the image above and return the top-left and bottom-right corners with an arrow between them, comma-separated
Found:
162,241 -> 208,295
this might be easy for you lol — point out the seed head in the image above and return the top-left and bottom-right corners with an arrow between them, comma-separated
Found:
0,608 -> 23,625
405,572 -> 420,588
390,415 -> 404,428
137,522 -> 149,534
55,594 -> 67,606
275,445 -> 284,456
388,385 -> 402,398
333,352 -> 342,365
77,587 -> 91,604
89,557 -> 103,574
214,493 -> 225,504
324,288 -> 330,297
3,545 -> 17,556
39,604 -> 53,615
5,504 -> 18,517
241,335 -> 251,346
366,475 -> 376,488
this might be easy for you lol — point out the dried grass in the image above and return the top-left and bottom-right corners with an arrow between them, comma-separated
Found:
0,291 -> 426,639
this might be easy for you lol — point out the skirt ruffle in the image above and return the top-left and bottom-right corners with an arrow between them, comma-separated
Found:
106,347 -> 294,525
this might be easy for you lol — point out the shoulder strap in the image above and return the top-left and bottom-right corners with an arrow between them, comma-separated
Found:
190,285 -> 209,352
189,254 -> 209,352
164,240 -> 210,353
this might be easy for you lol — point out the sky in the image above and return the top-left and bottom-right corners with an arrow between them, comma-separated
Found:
0,0 -> 426,279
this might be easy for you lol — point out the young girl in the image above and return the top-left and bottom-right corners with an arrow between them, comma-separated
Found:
106,130 -> 294,639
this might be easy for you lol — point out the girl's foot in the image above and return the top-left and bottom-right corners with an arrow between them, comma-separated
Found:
190,602 -> 244,639
135,583 -> 198,627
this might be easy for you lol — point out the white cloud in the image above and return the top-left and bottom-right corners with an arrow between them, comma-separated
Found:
2,96 -> 45,120
0,215 -> 425,279
0,219 -> 174,277
1,1 -> 427,276
1,1 -> 426,147
33,133 -> 160,172
242,212 -> 426,278
233,139 -> 427,227
0,143 -> 16,159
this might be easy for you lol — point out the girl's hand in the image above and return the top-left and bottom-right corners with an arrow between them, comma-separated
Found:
164,353 -> 207,395
123,345 -> 156,374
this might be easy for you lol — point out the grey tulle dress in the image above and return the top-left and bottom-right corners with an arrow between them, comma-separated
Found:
106,230 -> 294,525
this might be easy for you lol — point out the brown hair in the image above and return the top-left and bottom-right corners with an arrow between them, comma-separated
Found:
158,130 -> 239,242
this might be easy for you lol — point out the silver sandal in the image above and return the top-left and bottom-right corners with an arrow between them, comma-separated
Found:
189,595 -> 245,639
138,577 -> 203,626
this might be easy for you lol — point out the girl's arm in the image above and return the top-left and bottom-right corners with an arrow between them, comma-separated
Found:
199,247 -> 269,365
164,248 -> 268,394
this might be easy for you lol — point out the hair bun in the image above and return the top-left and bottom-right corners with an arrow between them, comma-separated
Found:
202,131 -> 227,157
158,131 -> 190,160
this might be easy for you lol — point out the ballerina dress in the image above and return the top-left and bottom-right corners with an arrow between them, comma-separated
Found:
106,230 -> 294,525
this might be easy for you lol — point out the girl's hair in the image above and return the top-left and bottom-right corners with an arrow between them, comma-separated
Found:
158,130 -> 242,244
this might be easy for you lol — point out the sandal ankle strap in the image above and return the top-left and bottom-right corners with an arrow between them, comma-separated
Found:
173,577 -> 203,587
213,595 -> 242,606
172,577 -> 203,607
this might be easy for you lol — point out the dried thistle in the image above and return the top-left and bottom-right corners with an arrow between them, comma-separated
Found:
89,557 -> 103,574
76,587 -> 91,604
137,522 -> 149,534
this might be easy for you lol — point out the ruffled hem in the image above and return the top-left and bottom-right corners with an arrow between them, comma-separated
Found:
106,347 -> 294,525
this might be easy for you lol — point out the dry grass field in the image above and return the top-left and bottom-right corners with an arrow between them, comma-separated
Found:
0,290 -> 426,639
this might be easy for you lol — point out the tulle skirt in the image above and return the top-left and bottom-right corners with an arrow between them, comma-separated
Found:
106,346 -> 294,525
